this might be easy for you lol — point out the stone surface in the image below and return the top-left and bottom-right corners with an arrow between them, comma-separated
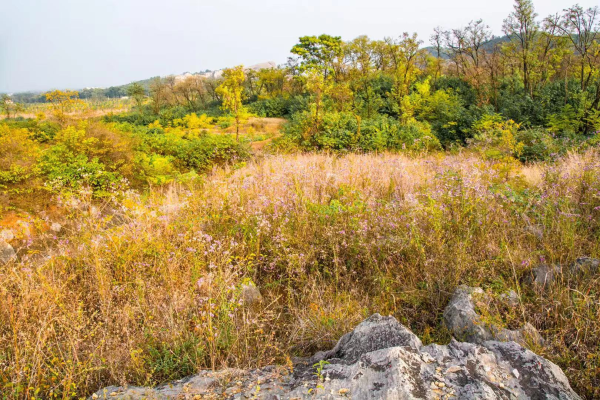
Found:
443,285 -> 544,347
0,239 -> 16,264
90,314 -> 579,399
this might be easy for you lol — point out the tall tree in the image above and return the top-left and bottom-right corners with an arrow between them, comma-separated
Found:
430,27 -> 445,83
149,78 -> 168,115
503,0 -> 539,96
291,35 -> 344,82
44,90 -> 84,125
216,66 -> 249,141
126,82 -> 146,109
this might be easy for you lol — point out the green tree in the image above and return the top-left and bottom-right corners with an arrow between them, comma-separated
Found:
127,82 -> 146,109
291,34 -> 344,81
216,66 -> 249,141
503,0 -> 539,96
1,95 -> 17,119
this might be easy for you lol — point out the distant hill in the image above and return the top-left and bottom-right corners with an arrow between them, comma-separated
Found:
423,35 -> 511,59
8,62 -> 278,102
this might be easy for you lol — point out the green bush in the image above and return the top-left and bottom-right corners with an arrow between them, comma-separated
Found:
283,112 -> 440,153
40,144 -> 123,196
515,128 -> 559,162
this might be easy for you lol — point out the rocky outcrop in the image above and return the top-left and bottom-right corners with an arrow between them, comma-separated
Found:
443,285 -> 544,348
91,314 -> 579,399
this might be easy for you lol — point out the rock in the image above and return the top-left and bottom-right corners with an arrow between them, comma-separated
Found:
570,257 -> 600,276
443,286 -> 491,343
443,285 -> 544,347
499,290 -> 519,307
305,314 -> 422,367
524,257 -> 600,289
90,314 -> 580,399
0,240 -> 16,264
240,283 -> 263,307
527,264 -> 562,288
0,229 -> 14,241
50,222 -> 62,233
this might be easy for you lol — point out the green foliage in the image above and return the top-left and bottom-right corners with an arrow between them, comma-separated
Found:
39,126 -> 125,196
284,111 -> 441,152
515,128 -> 560,161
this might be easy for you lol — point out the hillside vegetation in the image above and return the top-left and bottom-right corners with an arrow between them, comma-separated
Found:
2,151 -> 600,398
0,0 -> 600,398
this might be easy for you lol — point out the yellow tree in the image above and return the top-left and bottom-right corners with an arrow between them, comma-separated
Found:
44,90 -> 84,125
216,66 -> 249,141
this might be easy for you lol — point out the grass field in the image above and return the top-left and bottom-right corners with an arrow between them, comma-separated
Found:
1,149 -> 599,398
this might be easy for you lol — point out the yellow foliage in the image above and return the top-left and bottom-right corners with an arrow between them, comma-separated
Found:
44,90 -> 85,125
184,113 -> 213,129
472,114 -> 524,159
148,120 -> 162,129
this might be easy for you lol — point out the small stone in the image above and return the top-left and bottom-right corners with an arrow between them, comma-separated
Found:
241,283 -> 263,307
338,388 -> 350,396
50,222 -> 62,233
512,369 -> 520,379
436,382 -> 445,388
445,366 -> 462,374
0,240 -> 16,264
430,382 -> 438,389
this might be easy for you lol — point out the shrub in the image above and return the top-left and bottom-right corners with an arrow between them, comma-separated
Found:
515,128 -> 559,162
469,113 -> 523,160
283,112 -> 440,153
0,124 -> 41,193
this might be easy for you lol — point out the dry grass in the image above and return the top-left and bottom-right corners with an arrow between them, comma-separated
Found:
1,150 -> 599,398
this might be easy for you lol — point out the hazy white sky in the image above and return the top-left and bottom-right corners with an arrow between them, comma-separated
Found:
1,0 -> 598,92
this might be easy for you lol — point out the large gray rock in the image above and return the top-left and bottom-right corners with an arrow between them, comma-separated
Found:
90,314 -> 579,399
443,285 -> 544,348
0,239 -> 16,264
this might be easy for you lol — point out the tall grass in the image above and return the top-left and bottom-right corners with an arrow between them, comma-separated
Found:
1,150 -> 599,398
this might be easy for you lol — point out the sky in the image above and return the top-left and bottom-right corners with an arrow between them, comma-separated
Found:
1,0 -> 598,93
